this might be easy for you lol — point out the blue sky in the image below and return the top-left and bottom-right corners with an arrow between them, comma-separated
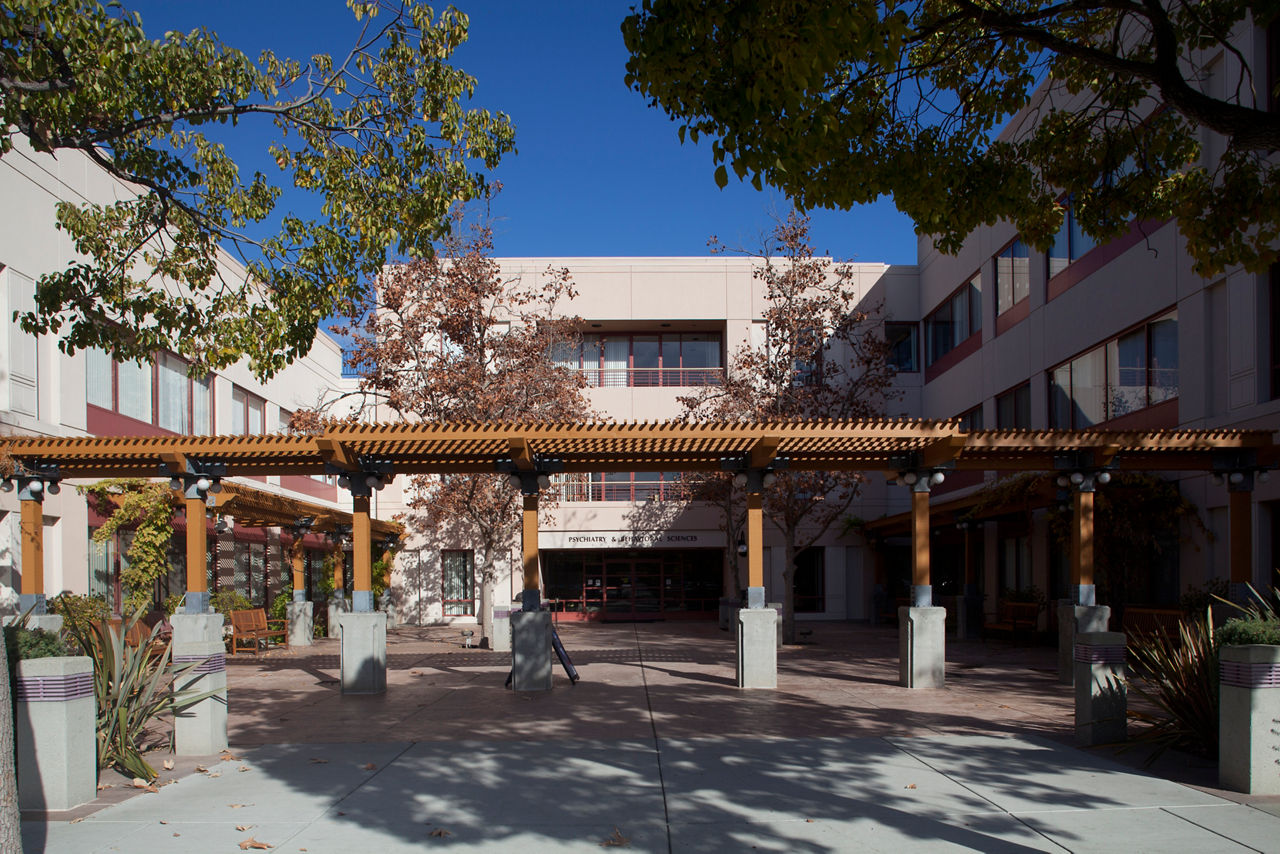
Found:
123,1 -> 919,265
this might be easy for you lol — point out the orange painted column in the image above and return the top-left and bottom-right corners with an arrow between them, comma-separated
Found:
20,497 -> 43,600
747,491 -> 764,590
1229,489 -> 1253,586
184,495 -> 208,612
352,495 -> 373,611
332,542 -> 345,597
911,488 -> 930,605
522,493 -> 540,592
1072,489 -> 1094,589
291,537 -> 306,599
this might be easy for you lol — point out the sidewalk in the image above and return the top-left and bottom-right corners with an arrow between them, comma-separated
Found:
21,621 -> 1280,852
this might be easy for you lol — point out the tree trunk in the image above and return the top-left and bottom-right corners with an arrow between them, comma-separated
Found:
0,627 -> 23,853
478,577 -> 496,648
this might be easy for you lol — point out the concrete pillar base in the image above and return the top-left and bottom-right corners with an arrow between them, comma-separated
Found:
9,613 -> 64,634
511,610 -> 552,691
352,590 -> 374,613
1074,631 -> 1127,746
172,639 -> 229,755
184,590 -> 211,614
911,585 -> 933,608
171,612 -> 225,644
899,606 -> 946,689
337,612 -> 387,695
490,606 -> 513,653
1058,602 -> 1111,685
736,608 -> 778,689
15,656 -> 95,811
287,601 -> 314,647
767,601 -> 783,649
1220,645 -> 1280,794
327,597 -> 350,639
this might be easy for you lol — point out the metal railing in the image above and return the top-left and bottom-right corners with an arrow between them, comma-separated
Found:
576,368 -> 724,388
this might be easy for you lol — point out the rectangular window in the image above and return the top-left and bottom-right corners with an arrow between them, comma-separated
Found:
996,382 -> 1031,429
116,359 -> 152,423
156,353 -> 189,433
885,322 -> 919,372
193,374 -> 212,434
995,239 -> 1030,315
794,548 -> 825,613
1051,310 -> 1178,427
957,405 -> 984,432
563,331 -> 723,387
925,274 -> 982,365
231,386 -> 266,435
86,347 -> 114,410
1047,198 -> 1100,279
441,550 -> 475,616
558,472 -> 685,502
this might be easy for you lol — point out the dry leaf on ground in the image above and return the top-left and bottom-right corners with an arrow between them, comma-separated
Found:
236,825 -> 254,831
238,837 -> 272,850
96,784 -> 112,791
228,803 -> 251,809
131,779 -> 159,793
601,826 -> 630,847
208,772 -> 222,778
163,759 -> 175,770
159,821 -> 167,825
195,765 -> 208,773
428,828 -> 451,838
362,763 -> 377,771
239,766 -> 251,772
221,750 -> 241,761
905,783 -> 917,789
309,758 -> 328,764
70,818 -> 83,824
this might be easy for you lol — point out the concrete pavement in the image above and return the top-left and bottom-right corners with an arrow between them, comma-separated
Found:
21,621 -> 1280,852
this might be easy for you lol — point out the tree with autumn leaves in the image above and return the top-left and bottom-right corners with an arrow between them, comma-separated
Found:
333,214 -> 591,646
681,212 -> 897,644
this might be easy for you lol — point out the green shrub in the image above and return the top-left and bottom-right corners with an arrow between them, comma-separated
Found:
1217,617 -> 1280,646
1127,609 -> 1219,759
269,585 -> 291,622
162,593 -> 184,617
64,612 -> 217,780
1181,577 -> 1230,615
46,592 -> 111,638
210,590 -> 252,615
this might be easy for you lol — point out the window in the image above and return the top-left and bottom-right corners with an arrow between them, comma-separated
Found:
794,548 -> 825,613
1000,534 -> 1032,593
442,550 -> 475,616
885,322 -> 919,372
234,541 -> 267,605
995,239 -> 1031,315
1047,198 -> 1099,278
231,386 -> 266,435
1048,310 -> 1179,427
925,274 -> 982,365
957,405 -> 984,431
87,348 -> 211,433
5,266 -> 38,417
554,332 -> 723,387
996,383 -> 1031,429
557,472 -> 685,502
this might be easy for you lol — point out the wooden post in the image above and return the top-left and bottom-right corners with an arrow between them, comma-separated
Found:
185,495 -> 207,606
522,493 -> 540,591
352,495 -> 372,610
747,491 -> 764,590
332,542 -> 345,596
291,537 -> 306,597
1072,488 -> 1094,590
911,488 -> 930,590
20,497 -> 42,599
1230,488 -> 1253,586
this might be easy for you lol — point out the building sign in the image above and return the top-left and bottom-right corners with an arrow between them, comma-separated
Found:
539,530 -> 724,549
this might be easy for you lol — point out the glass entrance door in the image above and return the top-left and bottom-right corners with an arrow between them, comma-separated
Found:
602,558 -> 663,619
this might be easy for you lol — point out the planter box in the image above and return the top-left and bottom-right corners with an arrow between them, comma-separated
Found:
1220,644 -> 1280,794
15,655 -> 96,812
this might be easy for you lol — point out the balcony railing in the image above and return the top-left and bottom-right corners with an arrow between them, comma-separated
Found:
557,480 -> 686,502
576,368 -> 724,388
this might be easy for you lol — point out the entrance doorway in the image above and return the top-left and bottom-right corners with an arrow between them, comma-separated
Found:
543,549 -> 722,621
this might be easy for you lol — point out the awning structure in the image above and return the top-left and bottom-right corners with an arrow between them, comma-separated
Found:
2,419 -> 1276,619
211,481 -> 401,542
4,420 -> 1275,477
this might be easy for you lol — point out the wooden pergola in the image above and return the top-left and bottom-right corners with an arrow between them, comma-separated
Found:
2,420 -> 1275,613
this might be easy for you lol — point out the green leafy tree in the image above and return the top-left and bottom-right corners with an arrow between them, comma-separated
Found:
1,0 -> 515,378
624,1 -> 1280,275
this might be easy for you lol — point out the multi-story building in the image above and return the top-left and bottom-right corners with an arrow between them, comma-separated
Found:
0,137 -> 373,613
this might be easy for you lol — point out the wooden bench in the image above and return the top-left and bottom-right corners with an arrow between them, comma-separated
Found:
1122,606 -> 1185,639
984,600 -> 1043,643
229,608 -> 288,655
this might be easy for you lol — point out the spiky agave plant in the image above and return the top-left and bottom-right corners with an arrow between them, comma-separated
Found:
1126,609 -> 1219,759
66,611 -> 217,780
